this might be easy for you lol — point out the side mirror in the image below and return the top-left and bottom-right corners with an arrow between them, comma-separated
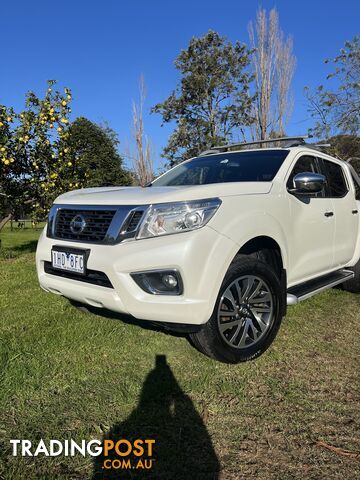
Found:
289,172 -> 326,195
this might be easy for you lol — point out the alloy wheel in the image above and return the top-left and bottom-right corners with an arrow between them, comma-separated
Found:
217,275 -> 274,349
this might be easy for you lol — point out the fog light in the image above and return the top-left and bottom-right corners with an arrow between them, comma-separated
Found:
162,274 -> 178,289
131,269 -> 183,295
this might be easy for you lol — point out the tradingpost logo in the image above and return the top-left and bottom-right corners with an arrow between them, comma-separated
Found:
10,438 -> 156,471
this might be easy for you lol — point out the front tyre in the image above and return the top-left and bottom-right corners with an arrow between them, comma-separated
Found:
190,255 -> 285,364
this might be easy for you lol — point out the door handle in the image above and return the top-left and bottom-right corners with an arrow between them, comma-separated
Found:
352,209 -> 358,215
324,211 -> 334,217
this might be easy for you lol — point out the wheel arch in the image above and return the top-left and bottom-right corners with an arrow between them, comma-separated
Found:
237,235 -> 285,278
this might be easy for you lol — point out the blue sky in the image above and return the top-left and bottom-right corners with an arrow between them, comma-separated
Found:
1,0 -> 359,169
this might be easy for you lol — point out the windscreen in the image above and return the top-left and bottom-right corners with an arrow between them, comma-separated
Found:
152,150 -> 289,186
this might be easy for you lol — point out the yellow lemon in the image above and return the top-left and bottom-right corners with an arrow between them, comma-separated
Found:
0,122 -> 3,127
62,100 -> 67,106
64,148 -> 69,153
57,127 -> 62,133
7,117 -> 12,122
10,158 -> 14,163
67,161 -> 72,166
0,147 -> 5,152
4,159 -> 10,165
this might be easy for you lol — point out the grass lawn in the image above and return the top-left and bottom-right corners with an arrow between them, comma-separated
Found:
0,225 -> 359,479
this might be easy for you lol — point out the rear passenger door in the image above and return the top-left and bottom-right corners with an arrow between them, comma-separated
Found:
320,158 -> 358,267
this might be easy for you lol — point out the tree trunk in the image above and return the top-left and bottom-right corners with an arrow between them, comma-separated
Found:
0,214 -> 12,233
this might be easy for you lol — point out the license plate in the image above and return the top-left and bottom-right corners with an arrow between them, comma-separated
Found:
52,249 -> 86,274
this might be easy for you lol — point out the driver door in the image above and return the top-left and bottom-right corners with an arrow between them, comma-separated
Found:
286,154 -> 336,285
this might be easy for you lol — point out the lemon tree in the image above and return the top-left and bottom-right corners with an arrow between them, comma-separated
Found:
0,81 -> 130,227
0,81 -> 77,221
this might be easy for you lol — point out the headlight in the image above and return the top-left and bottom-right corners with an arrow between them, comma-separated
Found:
136,198 -> 222,239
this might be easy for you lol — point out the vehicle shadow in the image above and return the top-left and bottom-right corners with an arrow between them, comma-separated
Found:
69,300 -> 198,338
0,239 -> 38,258
92,355 -> 220,480
11,239 -> 38,254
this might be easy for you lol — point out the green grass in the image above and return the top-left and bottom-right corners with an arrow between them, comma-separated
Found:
0,225 -> 359,479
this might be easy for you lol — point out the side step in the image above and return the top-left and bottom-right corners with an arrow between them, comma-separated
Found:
287,269 -> 354,305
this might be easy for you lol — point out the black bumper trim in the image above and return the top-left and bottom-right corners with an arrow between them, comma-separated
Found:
44,261 -> 114,289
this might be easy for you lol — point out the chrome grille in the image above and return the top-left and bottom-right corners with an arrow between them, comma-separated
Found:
54,208 -> 116,242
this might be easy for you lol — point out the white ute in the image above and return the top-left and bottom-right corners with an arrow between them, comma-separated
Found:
36,136 -> 360,363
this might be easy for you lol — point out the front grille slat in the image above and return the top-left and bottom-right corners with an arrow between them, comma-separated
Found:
54,208 -> 116,242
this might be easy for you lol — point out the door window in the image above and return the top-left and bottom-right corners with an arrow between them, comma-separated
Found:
322,160 -> 348,198
350,171 -> 360,200
287,155 -> 323,197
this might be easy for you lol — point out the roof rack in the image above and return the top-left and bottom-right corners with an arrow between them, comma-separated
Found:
304,143 -> 332,153
200,136 -> 334,156
210,136 -> 309,152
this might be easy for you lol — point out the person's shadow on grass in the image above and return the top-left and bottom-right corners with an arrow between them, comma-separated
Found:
92,355 -> 220,480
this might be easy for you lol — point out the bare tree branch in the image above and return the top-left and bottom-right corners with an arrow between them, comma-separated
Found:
248,7 -> 296,140
128,75 -> 154,186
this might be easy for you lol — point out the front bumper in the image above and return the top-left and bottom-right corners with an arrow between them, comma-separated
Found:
36,225 -> 237,325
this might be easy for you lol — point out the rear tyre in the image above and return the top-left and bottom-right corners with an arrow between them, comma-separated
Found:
190,255 -> 285,364
342,259 -> 360,293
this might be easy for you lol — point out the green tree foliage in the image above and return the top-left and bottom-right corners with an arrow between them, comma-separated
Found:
1,80 -> 74,221
0,105 -> 18,220
0,82 -> 131,226
326,134 -> 360,173
152,30 -> 254,165
65,117 -> 131,187
306,37 -> 360,138
327,134 -> 360,160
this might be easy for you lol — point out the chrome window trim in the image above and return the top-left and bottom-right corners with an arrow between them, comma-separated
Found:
47,204 -> 149,245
